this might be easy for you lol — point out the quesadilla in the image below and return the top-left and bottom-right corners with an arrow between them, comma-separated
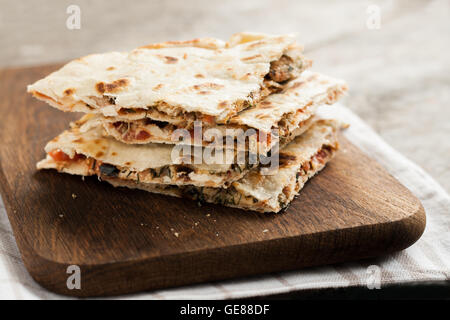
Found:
36,118 -> 265,188
39,120 -> 340,212
27,32 -> 311,125
79,71 -> 347,154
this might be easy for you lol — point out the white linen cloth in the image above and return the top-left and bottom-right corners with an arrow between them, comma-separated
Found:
0,104 -> 448,299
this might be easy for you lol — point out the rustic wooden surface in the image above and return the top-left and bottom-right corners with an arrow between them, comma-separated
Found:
0,65 -> 425,297
1,0 -> 449,192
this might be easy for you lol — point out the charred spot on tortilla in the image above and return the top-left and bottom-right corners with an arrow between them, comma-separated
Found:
95,82 -> 105,94
164,56 -> 178,64
63,88 -> 75,96
153,84 -> 164,91
218,101 -> 229,109
193,83 -> 225,91
241,54 -> 263,61
246,40 -> 265,49
95,79 -> 129,94
259,101 -> 272,109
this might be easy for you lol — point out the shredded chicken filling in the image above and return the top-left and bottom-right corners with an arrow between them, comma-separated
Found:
106,112 -> 313,150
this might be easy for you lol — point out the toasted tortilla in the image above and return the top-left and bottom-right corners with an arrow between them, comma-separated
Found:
40,120 -> 340,212
28,32 -> 311,124
79,71 -> 346,154
36,121 -> 259,188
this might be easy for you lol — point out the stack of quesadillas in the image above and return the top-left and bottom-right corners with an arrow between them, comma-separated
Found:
29,32 -> 347,213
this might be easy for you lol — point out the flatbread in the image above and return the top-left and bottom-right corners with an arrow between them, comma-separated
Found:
36,121 -> 258,188
102,119 -> 340,212
81,71 -> 347,154
27,32 -> 311,124
40,120 -> 340,212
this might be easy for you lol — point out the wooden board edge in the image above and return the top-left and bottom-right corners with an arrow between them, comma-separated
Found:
18,201 -> 426,297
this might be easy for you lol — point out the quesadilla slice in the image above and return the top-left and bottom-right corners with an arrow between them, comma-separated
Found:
79,71 -> 347,155
41,120 -> 340,213
36,121 -> 260,188
102,120 -> 340,213
28,32 -> 311,124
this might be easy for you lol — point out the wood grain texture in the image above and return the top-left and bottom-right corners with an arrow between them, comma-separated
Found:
0,65 -> 425,297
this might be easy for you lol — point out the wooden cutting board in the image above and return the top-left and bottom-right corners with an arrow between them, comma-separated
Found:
0,65 -> 425,297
